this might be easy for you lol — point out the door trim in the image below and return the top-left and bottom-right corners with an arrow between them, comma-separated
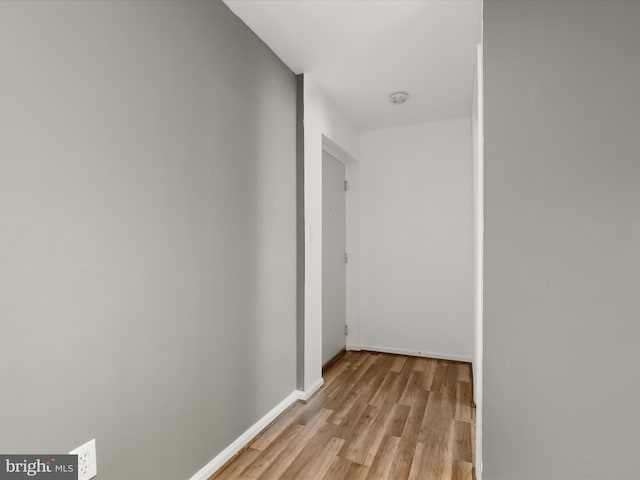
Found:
322,149 -> 347,365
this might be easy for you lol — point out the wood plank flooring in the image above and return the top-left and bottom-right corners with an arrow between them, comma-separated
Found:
210,351 -> 475,480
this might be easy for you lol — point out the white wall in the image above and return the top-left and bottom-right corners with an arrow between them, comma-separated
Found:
303,75 -> 360,391
358,117 -> 473,361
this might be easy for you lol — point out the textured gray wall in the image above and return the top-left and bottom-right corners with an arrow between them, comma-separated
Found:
0,1 -> 297,479
484,1 -> 640,479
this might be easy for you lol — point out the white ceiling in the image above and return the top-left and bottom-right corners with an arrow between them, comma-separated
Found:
223,0 -> 482,130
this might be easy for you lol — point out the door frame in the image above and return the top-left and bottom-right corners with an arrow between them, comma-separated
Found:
301,128 -> 359,398
321,147 -> 348,366
322,136 -> 359,356
473,43 -> 484,479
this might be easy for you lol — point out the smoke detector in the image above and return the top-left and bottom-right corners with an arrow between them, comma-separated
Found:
389,91 -> 409,105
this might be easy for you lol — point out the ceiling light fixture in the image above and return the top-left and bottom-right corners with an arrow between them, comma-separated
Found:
389,91 -> 410,105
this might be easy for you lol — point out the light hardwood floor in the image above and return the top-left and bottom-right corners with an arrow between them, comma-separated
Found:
210,350 -> 475,480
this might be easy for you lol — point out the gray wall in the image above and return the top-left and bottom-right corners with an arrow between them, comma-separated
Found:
0,1 -> 297,479
484,1 -> 640,479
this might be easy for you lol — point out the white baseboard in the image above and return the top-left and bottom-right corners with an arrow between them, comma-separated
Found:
346,343 -> 361,351
189,390 -> 300,480
298,377 -> 324,401
188,379 -> 326,480
355,344 -> 472,363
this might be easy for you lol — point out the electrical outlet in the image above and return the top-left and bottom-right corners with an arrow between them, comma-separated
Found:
70,439 -> 97,480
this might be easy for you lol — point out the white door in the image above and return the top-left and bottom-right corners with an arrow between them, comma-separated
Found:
322,151 -> 346,365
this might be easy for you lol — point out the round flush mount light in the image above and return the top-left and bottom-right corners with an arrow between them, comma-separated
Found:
389,91 -> 410,105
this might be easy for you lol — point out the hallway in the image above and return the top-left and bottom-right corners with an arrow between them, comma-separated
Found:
211,351 -> 475,479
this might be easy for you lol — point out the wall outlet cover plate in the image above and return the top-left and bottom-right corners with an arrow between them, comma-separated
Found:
70,438 -> 97,480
